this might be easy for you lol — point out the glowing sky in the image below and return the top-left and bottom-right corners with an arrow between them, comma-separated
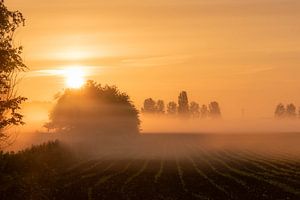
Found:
7,0 -> 300,118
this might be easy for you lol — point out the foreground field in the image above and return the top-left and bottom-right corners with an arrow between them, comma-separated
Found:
1,134 -> 300,200
57,134 -> 300,200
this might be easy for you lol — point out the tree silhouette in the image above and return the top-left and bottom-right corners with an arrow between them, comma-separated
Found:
209,101 -> 221,118
275,103 -> 285,118
141,98 -> 156,114
45,81 -> 140,135
0,0 -> 27,147
190,101 -> 200,118
200,104 -> 209,118
286,103 -> 296,118
178,91 -> 189,116
156,100 -> 165,114
167,101 -> 177,115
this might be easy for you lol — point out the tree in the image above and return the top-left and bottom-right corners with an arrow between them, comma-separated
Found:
167,101 -> 177,115
274,103 -> 285,118
190,101 -> 200,118
0,0 -> 27,147
141,98 -> 156,114
209,101 -> 221,118
156,100 -> 165,114
178,91 -> 189,116
286,103 -> 296,118
200,104 -> 209,118
45,81 -> 140,135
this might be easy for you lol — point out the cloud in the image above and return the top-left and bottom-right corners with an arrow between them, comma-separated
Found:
121,55 -> 191,67
28,69 -> 65,77
235,67 -> 274,75
25,66 -> 102,77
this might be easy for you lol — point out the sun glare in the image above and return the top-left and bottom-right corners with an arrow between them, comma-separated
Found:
64,67 -> 86,89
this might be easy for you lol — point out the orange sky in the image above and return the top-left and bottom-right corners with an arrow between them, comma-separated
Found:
7,0 -> 300,118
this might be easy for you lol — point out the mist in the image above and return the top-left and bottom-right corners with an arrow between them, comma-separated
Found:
7,103 -> 300,162
141,115 -> 300,134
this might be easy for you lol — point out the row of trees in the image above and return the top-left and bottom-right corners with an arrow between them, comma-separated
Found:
275,103 -> 300,119
141,91 -> 221,118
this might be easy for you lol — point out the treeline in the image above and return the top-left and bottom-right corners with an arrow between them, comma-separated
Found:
141,91 -> 221,118
275,103 -> 300,119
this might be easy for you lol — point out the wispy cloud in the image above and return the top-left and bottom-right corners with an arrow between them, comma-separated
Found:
28,69 -> 65,77
121,55 -> 191,67
235,67 -> 274,75
25,65 -> 103,77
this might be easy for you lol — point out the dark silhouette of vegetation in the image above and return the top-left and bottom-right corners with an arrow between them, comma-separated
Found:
156,100 -> 165,114
275,103 -> 299,119
209,101 -> 222,118
275,103 -> 286,118
141,98 -> 156,113
286,104 -> 297,118
142,99 -> 165,114
190,101 -> 200,118
0,0 -> 27,148
200,104 -> 209,118
45,80 -> 140,135
178,91 -> 189,117
141,92 -> 221,119
167,101 -> 177,115
0,141 -> 74,199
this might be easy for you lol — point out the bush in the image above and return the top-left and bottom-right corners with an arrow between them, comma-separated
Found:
0,141 -> 74,199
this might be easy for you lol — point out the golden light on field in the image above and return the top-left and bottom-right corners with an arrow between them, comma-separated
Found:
64,67 -> 86,89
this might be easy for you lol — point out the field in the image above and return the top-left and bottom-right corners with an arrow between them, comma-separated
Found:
56,134 -> 300,200
1,134 -> 300,200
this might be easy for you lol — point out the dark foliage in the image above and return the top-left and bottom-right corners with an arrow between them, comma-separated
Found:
156,100 -> 165,114
286,104 -> 297,118
0,141 -> 74,200
178,91 -> 189,116
275,103 -> 298,119
190,101 -> 200,118
275,103 -> 286,118
142,99 -> 165,114
141,98 -> 156,114
45,80 -> 140,135
200,104 -> 209,118
0,0 -> 27,147
142,93 -> 222,119
209,101 -> 221,118
167,101 -> 177,115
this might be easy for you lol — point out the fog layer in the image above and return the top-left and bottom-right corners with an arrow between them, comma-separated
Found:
5,103 -> 300,162
141,115 -> 300,134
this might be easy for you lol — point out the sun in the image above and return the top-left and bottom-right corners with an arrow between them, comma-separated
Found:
64,67 -> 86,89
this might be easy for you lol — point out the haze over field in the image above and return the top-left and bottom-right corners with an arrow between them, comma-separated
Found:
15,101 -> 300,135
6,101 -> 300,154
